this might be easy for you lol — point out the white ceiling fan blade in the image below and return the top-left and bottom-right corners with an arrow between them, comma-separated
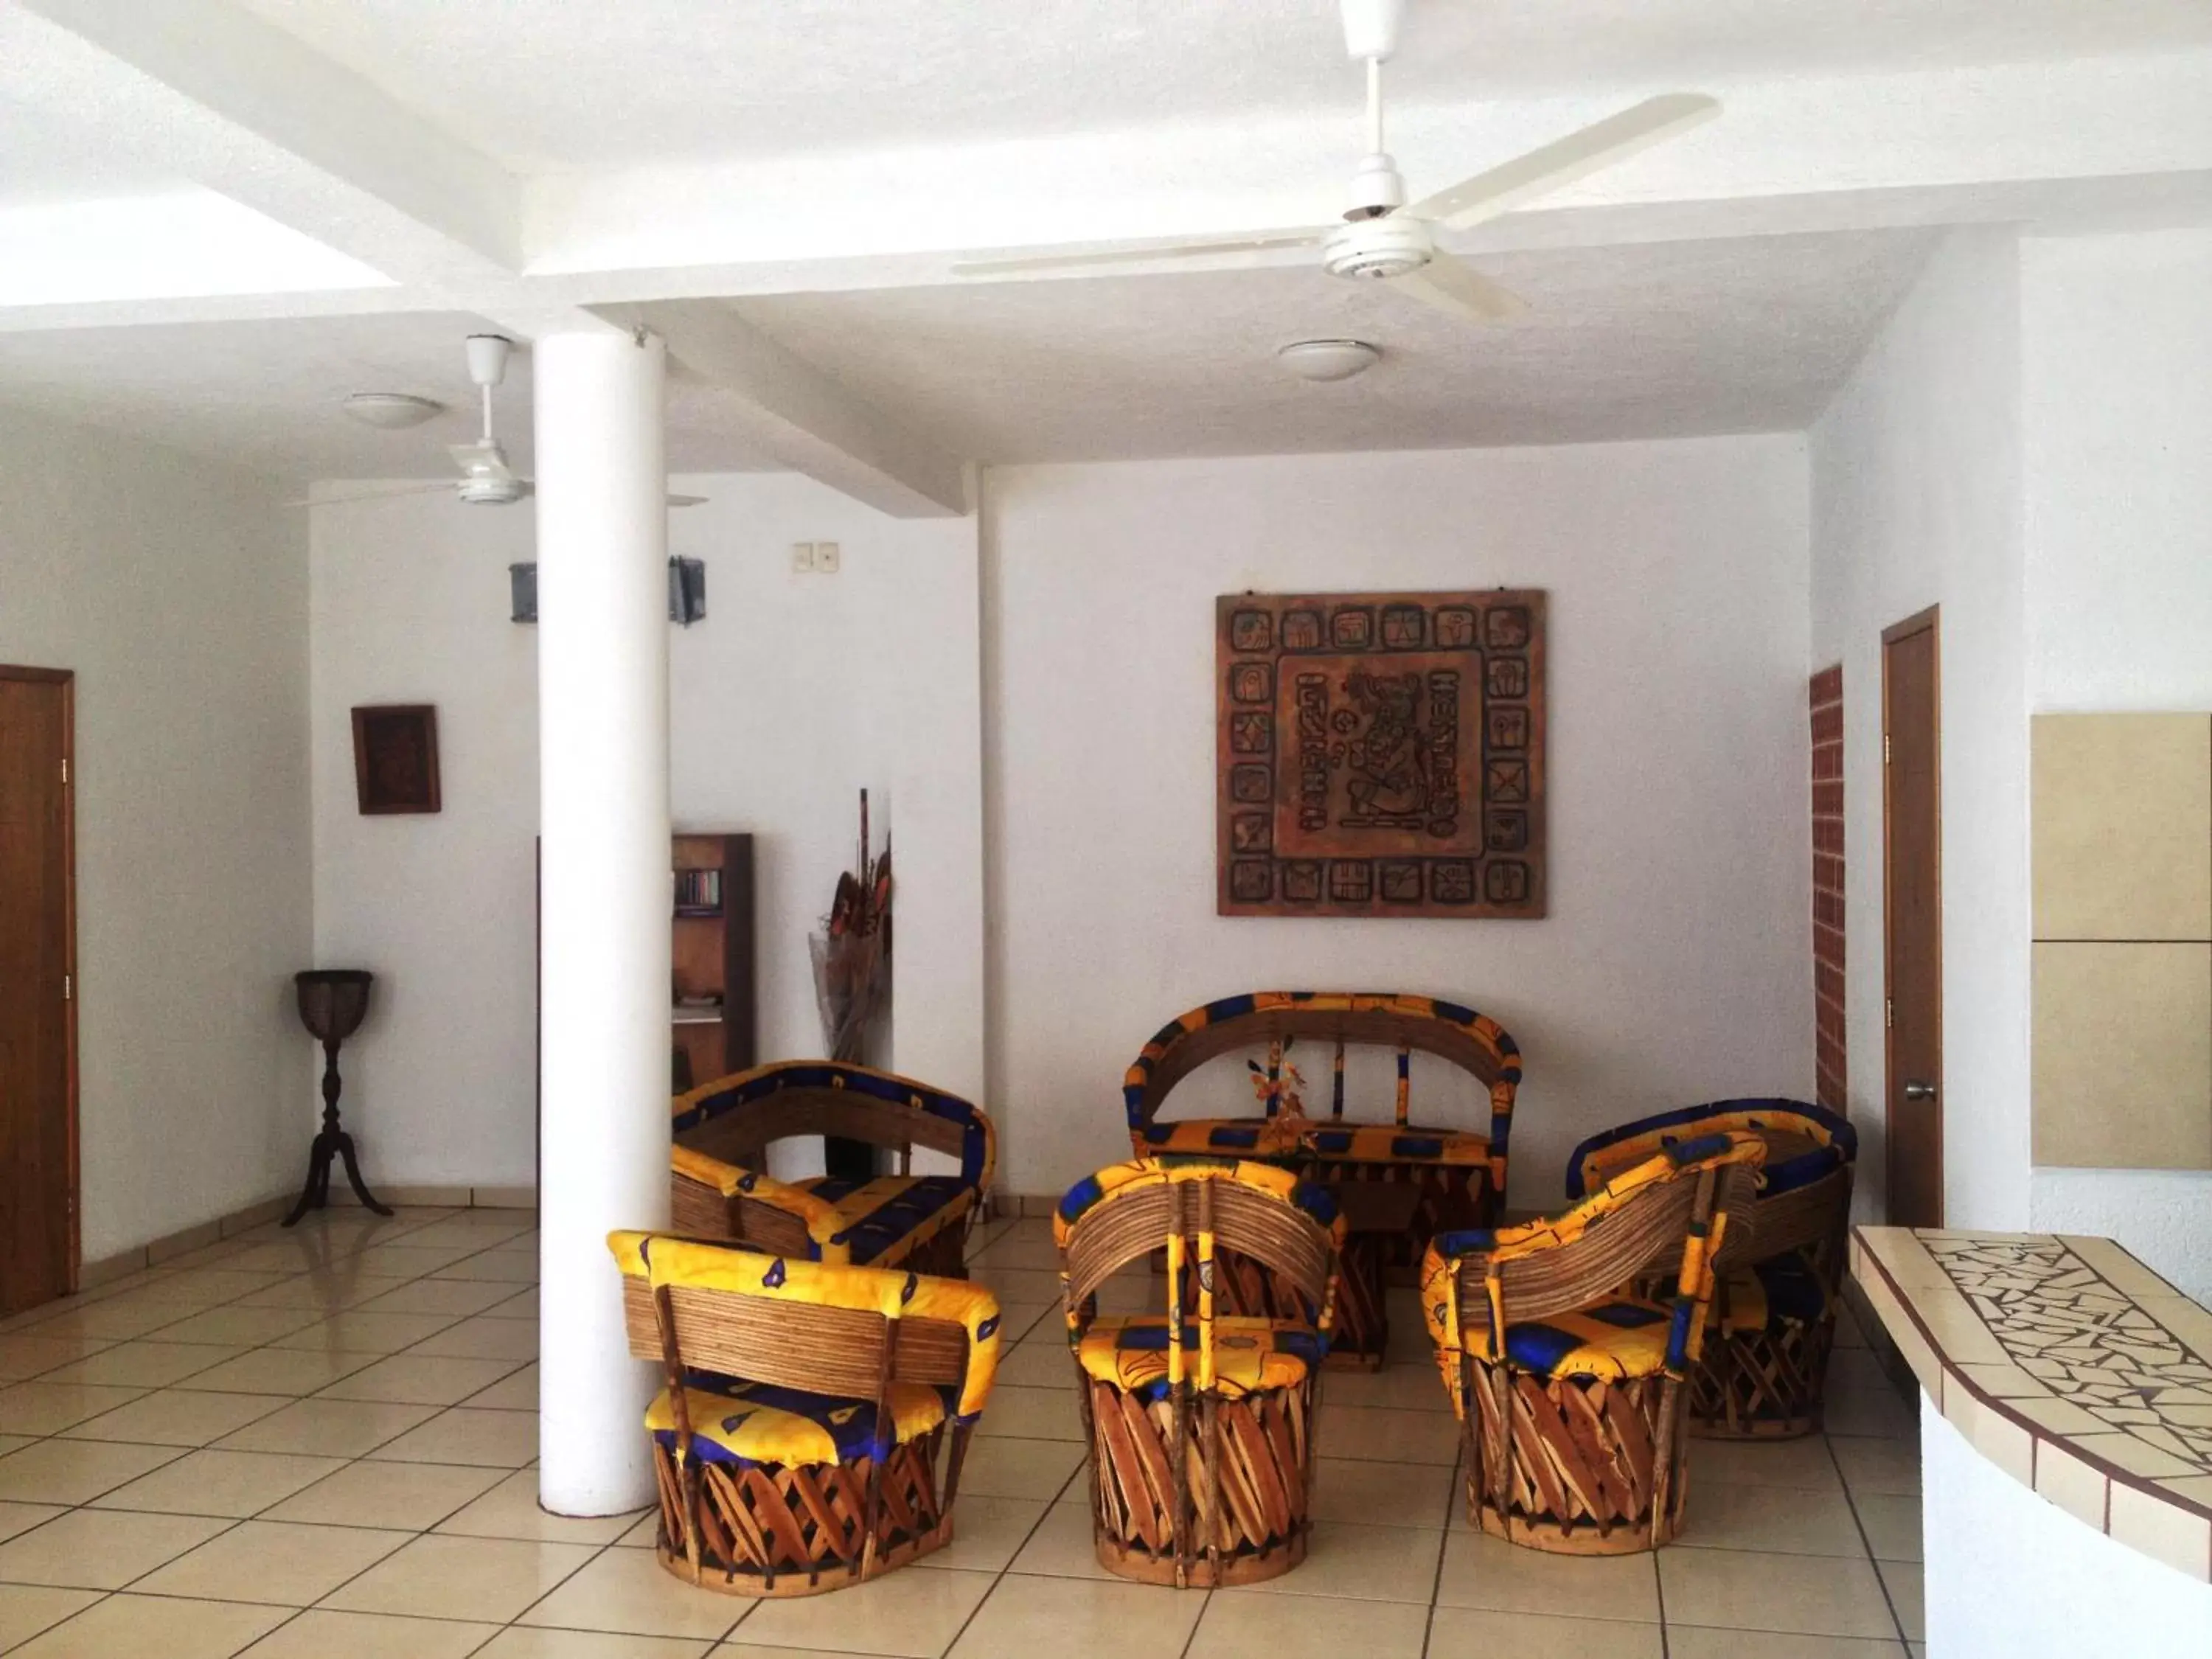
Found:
952,229 -> 1324,277
1403,93 -> 1720,231
285,481 -> 453,508
1382,254 -> 1528,324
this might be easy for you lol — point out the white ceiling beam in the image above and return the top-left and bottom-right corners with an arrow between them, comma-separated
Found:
599,301 -> 970,519
1,0 -> 521,282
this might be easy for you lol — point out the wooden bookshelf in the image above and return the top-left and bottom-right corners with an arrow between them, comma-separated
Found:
670,832 -> 757,1090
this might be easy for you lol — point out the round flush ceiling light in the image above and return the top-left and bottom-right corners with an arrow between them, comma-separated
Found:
1276,339 -> 1381,382
341,392 -> 445,429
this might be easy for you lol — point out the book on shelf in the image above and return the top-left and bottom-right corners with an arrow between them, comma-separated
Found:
672,866 -> 724,917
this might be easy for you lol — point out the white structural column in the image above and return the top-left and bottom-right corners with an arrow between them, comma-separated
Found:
535,328 -> 672,1514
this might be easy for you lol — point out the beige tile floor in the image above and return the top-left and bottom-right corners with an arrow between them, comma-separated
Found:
0,1208 -> 1925,1658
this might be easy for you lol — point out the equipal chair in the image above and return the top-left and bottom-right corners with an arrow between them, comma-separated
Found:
1122,992 -> 1517,1364
669,1061 -> 995,1276
1568,1099 -> 1857,1438
608,1230 -> 1002,1596
1054,1158 -> 1346,1587
1422,1130 -> 1765,1553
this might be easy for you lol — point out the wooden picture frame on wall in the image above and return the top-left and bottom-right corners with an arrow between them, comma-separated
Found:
352,704 -> 442,815
1215,589 -> 1548,918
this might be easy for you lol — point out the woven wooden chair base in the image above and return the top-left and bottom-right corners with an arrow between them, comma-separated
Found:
1687,1315 -> 1835,1440
1465,1367 -> 1687,1555
1085,1377 -> 1314,1587
648,1430 -> 949,1597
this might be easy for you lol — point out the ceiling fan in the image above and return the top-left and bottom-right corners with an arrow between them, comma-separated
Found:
297,335 -> 706,509
952,0 -> 1719,324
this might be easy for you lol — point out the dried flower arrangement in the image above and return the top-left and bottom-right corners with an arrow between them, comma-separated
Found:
810,789 -> 891,1062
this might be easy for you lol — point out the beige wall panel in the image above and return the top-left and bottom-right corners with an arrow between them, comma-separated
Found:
2032,714 -> 2211,942
2032,941 -> 2212,1169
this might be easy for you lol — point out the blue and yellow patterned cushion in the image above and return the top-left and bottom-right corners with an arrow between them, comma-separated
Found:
790,1174 -> 976,1267
1076,1315 -> 1322,1402
1302,1122 -> 1492,1166
1491,1298 -> 1674,1380
1718,1252 -> 1830,1335
1135,1119 -> 1304,1157
647,1374 -> 947,1468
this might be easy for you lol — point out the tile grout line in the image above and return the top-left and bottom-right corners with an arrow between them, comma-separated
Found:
1821,1428 -> 1914,1651
1417,1444 -> 1460,1659
0,1209 -> 554,1650
931,1232 -> 1103,1659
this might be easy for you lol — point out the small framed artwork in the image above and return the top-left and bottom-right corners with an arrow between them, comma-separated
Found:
352,704 -> 442,815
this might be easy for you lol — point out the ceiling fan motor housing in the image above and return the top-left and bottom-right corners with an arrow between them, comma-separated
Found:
1323,215 -> 1433,281
1344,151 -> 1407,219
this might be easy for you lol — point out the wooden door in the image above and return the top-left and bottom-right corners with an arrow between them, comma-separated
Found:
0,667 -> 76,1315
1882,611 -> 1942,1227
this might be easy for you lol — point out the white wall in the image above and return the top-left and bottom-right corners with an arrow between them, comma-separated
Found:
2020,226 -> 2212,1295
0,407 -> 308,1260
308,473 -> 983,1190
1923,1395 -> 2212,1651
983,439 -> 1814,1205
1809,229 -> 2030,1229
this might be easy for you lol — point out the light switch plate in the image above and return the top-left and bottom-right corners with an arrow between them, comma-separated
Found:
815,541 -> 841,574
790,542 -> 815,572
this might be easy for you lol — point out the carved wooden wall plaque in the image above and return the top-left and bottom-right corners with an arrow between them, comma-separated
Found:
1216,591 -> 1546,918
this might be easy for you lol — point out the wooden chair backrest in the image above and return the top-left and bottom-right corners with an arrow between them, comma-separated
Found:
1130,1001 -> 1509,1128
1060,1176 -> 1333,1316
1454,1161 -> 1760,1332
676,1085 -> 970,1166
619,1273 -> 968,1397
1746,1163 -> 1853,1264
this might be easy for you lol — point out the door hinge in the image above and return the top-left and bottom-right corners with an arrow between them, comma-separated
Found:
1885,997 -> 1893,1029
60,757 -> 68,784
1882,734 -> 1891,765
63,974 -> 72,1001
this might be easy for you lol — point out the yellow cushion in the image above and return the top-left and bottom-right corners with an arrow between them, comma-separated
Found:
1435,1298 -> 1677,1384
1075,1315 -> 1321,1402
1302,1122 -> 1492,1166
647,1375 -> 946,1468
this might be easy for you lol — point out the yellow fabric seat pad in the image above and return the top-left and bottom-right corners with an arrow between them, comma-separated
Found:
646,1377 -> 945,1468
1075,1315 -> 1316,1399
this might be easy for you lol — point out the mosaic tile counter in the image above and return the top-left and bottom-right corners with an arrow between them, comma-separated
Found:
1853,1225 -> 2212,1653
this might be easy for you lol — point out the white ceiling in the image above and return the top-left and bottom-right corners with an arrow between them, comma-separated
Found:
0,100 -> 176,209
0,1 -> 2207,504
229,0 -> 2212,170
738,229 -> 1940,460
0,313 -> 777,481
0,229 -> 1938,481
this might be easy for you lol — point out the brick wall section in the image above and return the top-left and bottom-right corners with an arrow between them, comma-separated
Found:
1809,664 -> 1846,1112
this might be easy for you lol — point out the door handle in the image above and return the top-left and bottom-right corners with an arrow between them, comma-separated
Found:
1902,1081 -> 1937,1102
